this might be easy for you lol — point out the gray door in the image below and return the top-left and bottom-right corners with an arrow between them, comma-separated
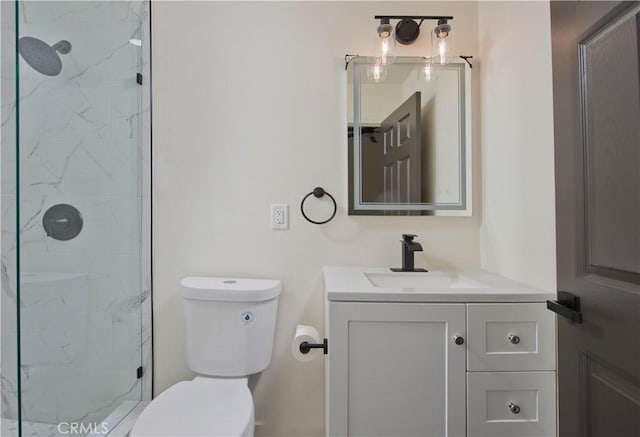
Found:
550,2 -> 640,436
379,92 -> 422,206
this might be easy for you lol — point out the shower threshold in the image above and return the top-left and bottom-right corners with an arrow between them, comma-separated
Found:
1,401 -> 148,437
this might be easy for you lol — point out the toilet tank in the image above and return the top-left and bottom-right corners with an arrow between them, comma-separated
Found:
181,277 -> 281,376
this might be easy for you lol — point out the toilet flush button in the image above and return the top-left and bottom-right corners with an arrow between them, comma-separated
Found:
242,312 -> 254,324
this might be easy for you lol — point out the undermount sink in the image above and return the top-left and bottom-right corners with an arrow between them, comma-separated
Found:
365,271 -> 488,289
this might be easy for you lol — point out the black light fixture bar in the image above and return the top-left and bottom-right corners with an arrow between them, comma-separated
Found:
375,15 -> 454,45
374,15 -> 453,21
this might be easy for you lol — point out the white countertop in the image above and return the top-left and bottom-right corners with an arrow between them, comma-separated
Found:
323,267 -> 556,303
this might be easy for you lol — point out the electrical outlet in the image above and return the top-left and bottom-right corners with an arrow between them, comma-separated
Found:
271,204 -> 288,230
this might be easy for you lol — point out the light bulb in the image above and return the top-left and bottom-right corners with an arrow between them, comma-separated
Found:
382,38 -> 390,55
376,36 -> 394,65
439,39 -> 447,65
431,19 -> 453,66
375,18 -> 396,65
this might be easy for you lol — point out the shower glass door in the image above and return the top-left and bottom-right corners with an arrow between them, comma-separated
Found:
1,1 -> 151,436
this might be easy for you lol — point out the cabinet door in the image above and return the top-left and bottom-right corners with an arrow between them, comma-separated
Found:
327,302 -> 466,437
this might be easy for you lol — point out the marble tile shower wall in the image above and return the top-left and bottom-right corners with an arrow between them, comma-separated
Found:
1,1 -> 150,429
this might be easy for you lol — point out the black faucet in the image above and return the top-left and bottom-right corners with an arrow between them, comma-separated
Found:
391,234 -> 428,272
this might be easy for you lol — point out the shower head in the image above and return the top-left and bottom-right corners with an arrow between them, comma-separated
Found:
18,37 -> 72,77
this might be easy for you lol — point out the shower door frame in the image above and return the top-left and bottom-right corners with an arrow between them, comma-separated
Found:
139,0 -> 154,413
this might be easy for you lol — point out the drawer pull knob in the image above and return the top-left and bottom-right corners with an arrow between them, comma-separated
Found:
453,335 -> 464,345
508,334 -> 520,344
508,402 -> 521,414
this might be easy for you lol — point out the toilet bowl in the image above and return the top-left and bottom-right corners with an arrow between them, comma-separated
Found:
130,378 -> 254,437
131,277 -> 281,437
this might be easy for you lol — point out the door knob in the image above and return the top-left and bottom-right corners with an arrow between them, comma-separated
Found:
453,335 -> 464,345
508,402 -> 521,414
508,334 -> 520,344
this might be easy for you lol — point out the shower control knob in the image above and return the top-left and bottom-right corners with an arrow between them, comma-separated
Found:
509,334 -> 521,344
508,402 -> 521,414
453,335 -> 464,345
43,204 -> 83,241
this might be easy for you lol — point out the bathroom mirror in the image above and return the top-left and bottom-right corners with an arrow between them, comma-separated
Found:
347,56 -> 472,215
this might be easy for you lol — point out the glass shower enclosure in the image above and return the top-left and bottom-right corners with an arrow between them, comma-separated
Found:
1,2 -> 152,436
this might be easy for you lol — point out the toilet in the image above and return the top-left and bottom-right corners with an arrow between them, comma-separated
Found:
131,277 -> 281,437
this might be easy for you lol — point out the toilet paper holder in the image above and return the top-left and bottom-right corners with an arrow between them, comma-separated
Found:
299,338 -> 328,355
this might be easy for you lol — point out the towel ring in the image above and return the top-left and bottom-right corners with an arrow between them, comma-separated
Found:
300,187 -> 337,225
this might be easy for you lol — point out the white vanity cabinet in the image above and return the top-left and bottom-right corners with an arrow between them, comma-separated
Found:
324,267 -> 558,437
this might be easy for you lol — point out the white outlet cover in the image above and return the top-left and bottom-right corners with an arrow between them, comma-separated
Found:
271,204 -> 288,230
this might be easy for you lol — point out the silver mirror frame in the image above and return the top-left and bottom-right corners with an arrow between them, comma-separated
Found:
348,56 -> 472,216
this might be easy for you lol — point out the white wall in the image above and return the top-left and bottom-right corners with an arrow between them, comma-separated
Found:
478,1 -> 556,291
152,2 -> 479,436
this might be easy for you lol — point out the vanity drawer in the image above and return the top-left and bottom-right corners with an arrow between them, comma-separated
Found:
467,371 -> 556,437
467,303 -> 556,371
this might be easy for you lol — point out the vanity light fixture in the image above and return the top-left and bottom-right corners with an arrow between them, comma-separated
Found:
374,15 -> 454,64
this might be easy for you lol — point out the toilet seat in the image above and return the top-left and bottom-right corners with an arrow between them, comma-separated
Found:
130,378 -> 254,437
